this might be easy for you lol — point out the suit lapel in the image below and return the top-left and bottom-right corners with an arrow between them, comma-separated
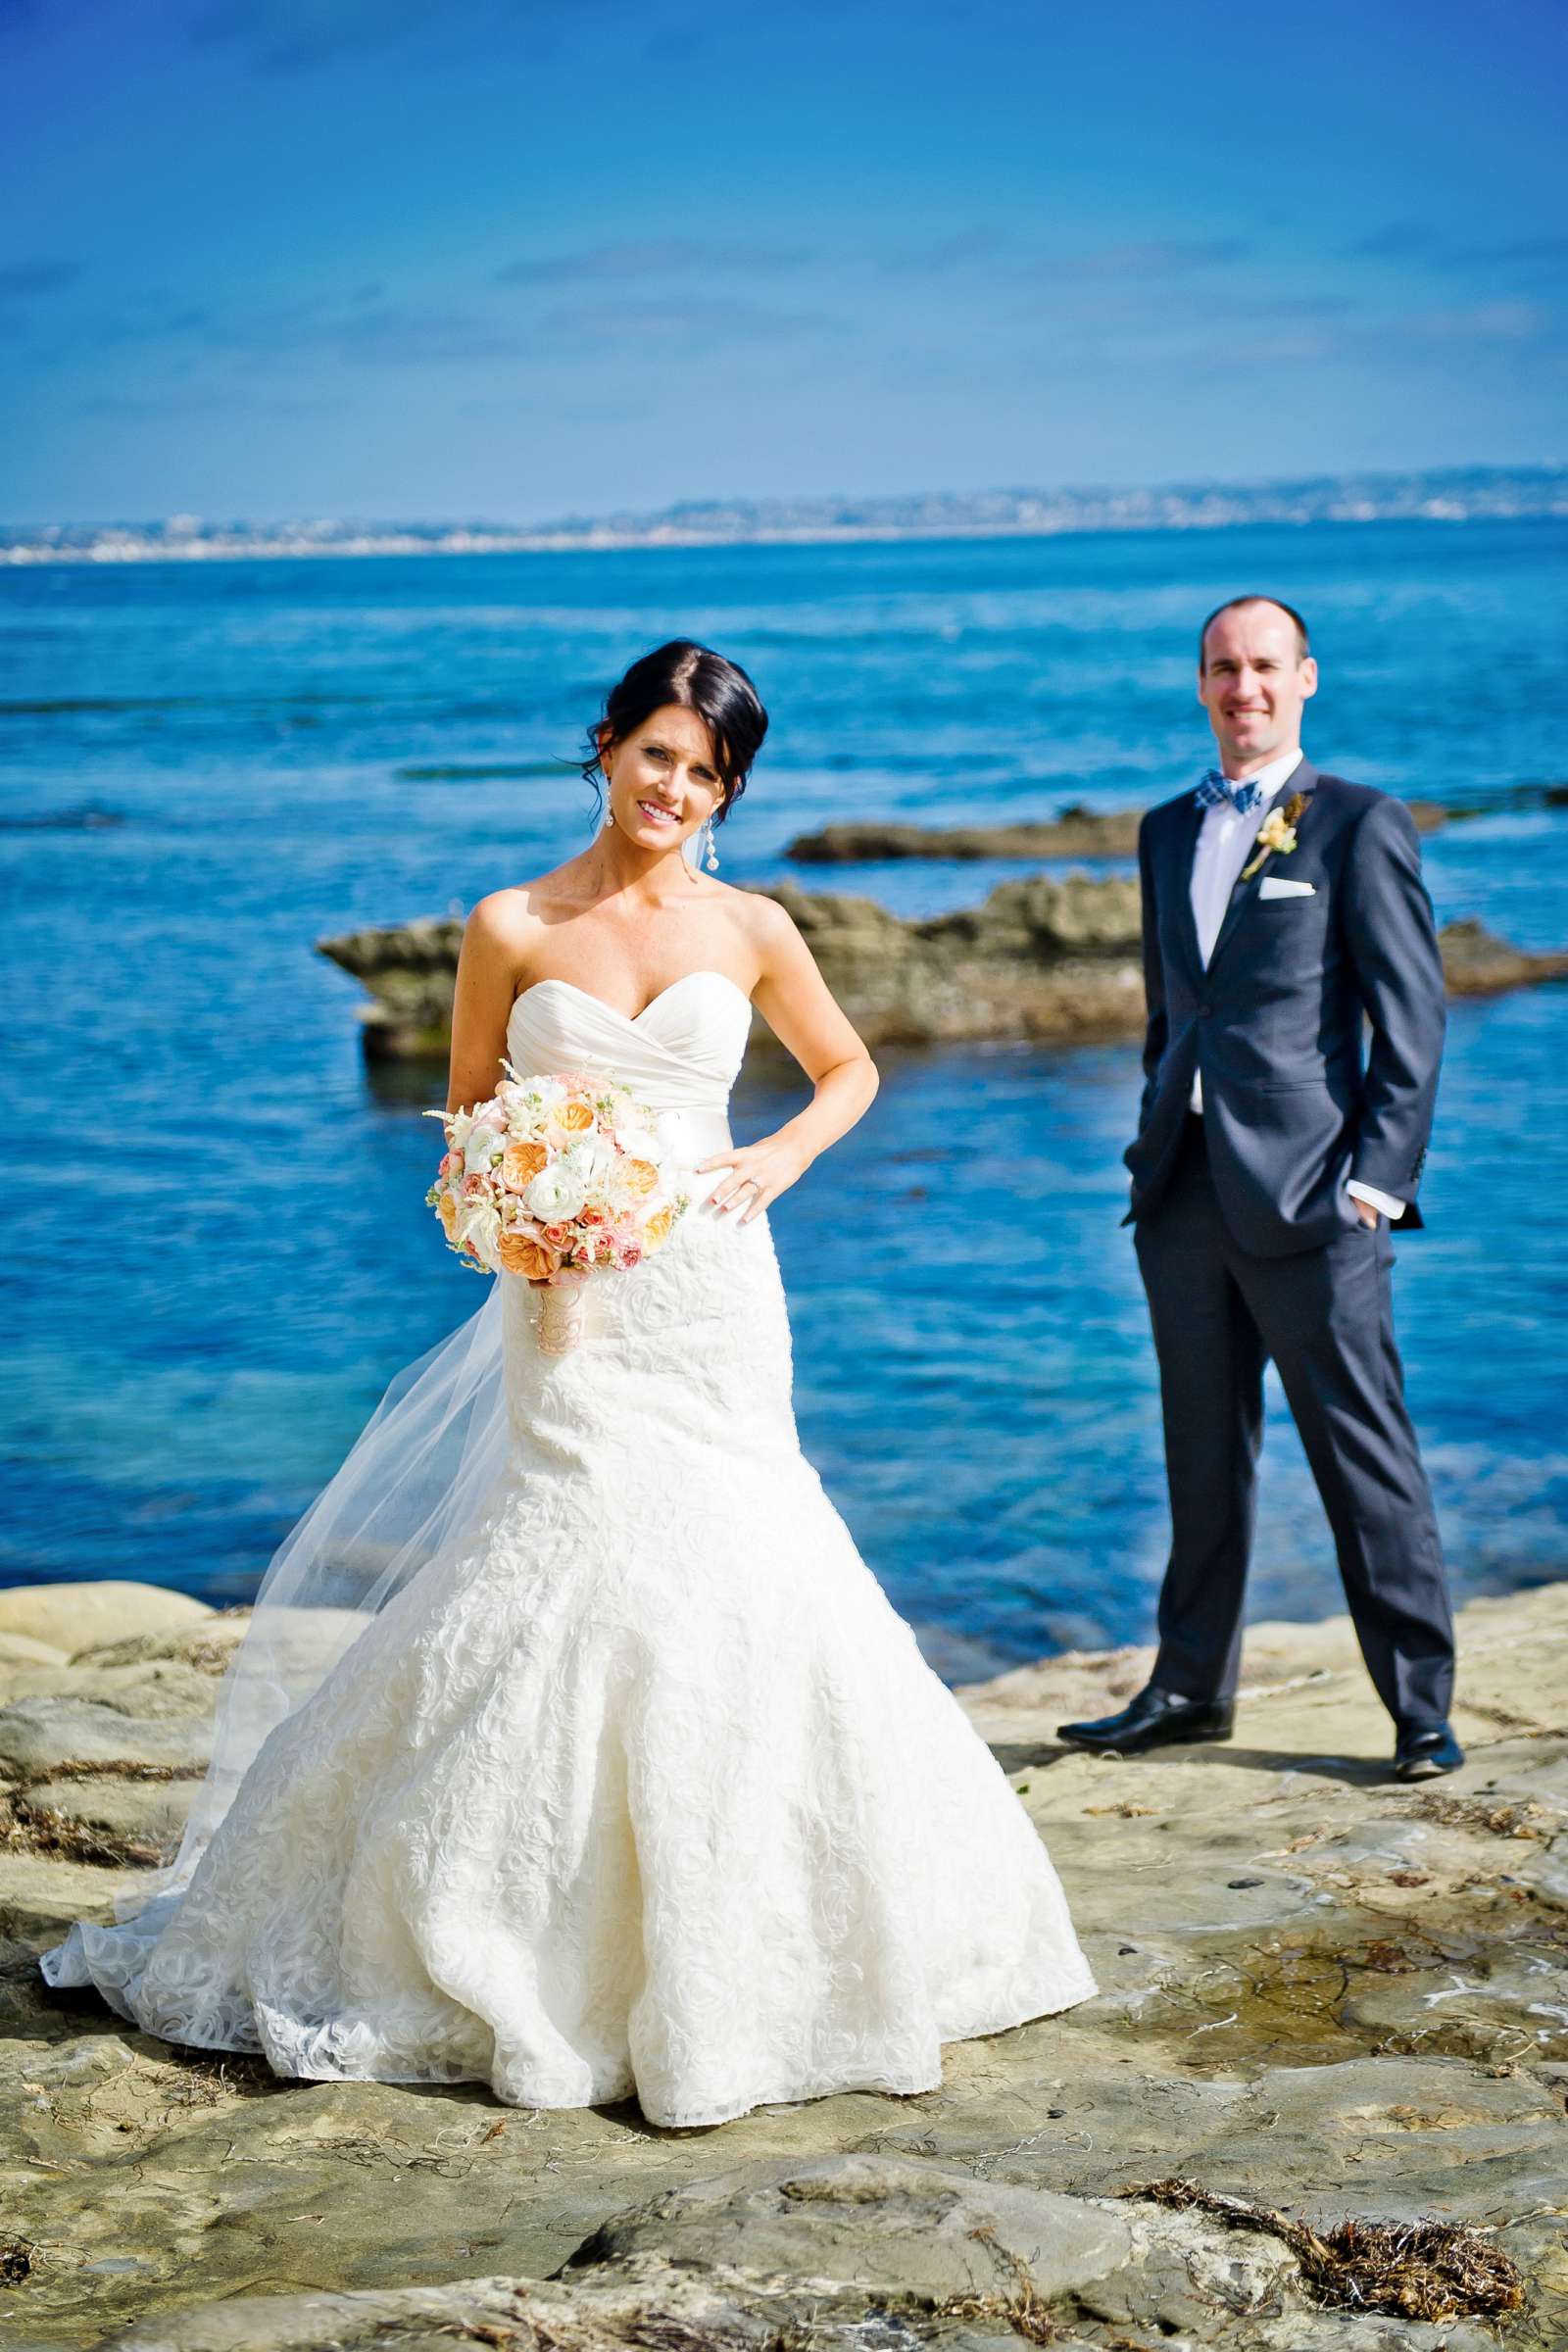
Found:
1166,793 -> 1205,983
1206,758 -> 1318,973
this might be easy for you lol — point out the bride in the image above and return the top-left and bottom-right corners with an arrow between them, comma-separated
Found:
41,639 -> 1096,2129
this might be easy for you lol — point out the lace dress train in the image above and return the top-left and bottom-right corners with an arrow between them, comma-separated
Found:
41,974 -> 1096,2126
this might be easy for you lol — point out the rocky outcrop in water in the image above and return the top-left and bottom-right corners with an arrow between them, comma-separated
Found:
787,804 -> 1453,862
0,803 -> 125,832
1428,916 -> 1568,996
785,785 -> 1568,865
4,1577 -> 1566,2347
764,874 -> 1147,1047
318,881 -> 1568,1058
318,911 -> 468,1062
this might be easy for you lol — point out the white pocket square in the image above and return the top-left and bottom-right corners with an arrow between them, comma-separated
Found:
1258,876 -> 1315,900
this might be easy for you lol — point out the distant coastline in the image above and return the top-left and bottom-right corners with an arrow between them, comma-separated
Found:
4,463 -> 1565,566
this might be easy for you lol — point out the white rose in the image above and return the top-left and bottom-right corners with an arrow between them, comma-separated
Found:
560,1135 -> 614,1189
613,1123 -> 660,1163
463,1123 -> 504,1175
525,1165 -> 589,1222
456,1200 -> 502,1270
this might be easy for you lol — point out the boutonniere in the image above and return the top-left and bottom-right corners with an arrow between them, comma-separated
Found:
1241,790 -> 1308,882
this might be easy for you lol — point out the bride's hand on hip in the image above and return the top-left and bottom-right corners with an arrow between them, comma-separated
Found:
698,1134 -> 810,1222
691,888 -> 879,1224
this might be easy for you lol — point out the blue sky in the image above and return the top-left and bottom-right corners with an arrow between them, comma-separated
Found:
2,0 -> 1564,524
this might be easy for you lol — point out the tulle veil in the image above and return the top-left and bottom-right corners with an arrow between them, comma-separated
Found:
124,1272 -> 511,1919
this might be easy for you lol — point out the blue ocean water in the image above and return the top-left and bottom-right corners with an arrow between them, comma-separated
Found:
2,521 -> 1565,1677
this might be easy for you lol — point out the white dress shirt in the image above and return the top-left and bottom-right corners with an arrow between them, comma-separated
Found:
1188,747 -> 1405,1224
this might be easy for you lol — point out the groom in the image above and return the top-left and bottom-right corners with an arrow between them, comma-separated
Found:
1060,596 -> 1461,1780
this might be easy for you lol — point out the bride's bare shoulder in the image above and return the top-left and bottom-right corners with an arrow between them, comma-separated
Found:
467,864 -> 582,949
721,876 -> 807,957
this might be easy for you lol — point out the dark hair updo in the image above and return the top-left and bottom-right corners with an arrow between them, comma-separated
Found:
582,639 -> 768,823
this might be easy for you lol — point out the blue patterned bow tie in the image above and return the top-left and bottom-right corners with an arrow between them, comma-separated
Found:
1195,770 -> 1264,814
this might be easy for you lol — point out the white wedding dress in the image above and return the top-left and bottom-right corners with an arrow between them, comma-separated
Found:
41,971 -> 1096,2127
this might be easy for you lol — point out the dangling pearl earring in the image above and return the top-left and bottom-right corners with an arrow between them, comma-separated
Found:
701,816 -> 720,872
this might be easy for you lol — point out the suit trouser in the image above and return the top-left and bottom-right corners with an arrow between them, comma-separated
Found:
1133,1115 -> 1454,1729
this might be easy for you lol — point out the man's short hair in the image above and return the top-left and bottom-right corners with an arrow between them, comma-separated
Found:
1198,596 -> 1311,671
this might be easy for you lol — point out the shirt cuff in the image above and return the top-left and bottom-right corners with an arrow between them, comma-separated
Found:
1347,1179 -> 1406,1222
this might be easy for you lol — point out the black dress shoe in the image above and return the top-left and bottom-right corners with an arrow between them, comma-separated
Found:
1056,1685 -> 1236,1756
1393,1721 -> 1465,1780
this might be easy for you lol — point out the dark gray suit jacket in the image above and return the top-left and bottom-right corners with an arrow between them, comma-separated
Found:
1123,760 -> 1446,1256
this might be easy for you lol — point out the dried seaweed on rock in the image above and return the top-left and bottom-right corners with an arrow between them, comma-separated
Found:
0,1793 -> 163,1869
931,2223 -> 1064,2344
1120,2177 -> 1525,2323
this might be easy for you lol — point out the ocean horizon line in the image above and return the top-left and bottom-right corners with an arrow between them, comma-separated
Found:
5,460 -> 1566,568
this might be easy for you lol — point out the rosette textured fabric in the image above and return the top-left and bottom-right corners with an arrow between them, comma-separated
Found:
42,972 -> 1096,2127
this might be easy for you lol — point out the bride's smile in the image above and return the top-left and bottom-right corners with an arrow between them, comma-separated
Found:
603,703 -> 728,859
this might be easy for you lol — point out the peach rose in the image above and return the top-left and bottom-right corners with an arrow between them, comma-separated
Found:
621,1157 -> 660,1199
556,1098 -> 594,1133
438,1191 -> 462,1240
501,1140 -> 549,1190
496,1230 -> 557,1281
643,1204 -> 674,1250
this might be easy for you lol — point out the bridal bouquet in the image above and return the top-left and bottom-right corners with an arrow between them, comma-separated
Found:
424,1066 -> 689,1351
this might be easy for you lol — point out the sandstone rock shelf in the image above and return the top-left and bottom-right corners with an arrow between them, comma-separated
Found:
2,1577 -> 1565,2347
318,879 -> 1568,1059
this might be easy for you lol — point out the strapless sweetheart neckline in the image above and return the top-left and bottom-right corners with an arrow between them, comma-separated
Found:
512,970 -> 753,1028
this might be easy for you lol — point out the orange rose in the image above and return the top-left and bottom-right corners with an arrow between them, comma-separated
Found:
556,1098 -> 594,1133
621,1157 -> 660,1198
501,1140 -> 548,1190
496,1230 -> 557,1281
437,1191 -> 461,1239
643,1204 -> 674,1250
